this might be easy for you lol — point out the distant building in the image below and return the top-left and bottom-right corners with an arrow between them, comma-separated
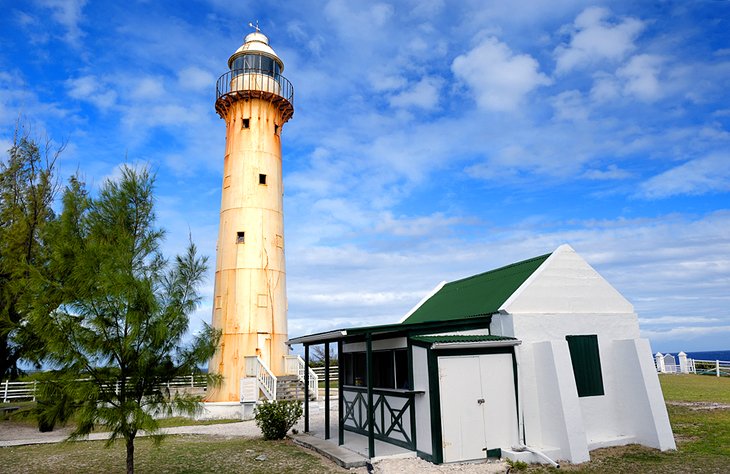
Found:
289,244 -> 676,464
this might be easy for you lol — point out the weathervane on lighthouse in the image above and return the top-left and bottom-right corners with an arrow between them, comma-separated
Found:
208,27 -> 295,403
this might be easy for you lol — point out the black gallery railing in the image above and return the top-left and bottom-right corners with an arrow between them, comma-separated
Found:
215,68 -> 294,106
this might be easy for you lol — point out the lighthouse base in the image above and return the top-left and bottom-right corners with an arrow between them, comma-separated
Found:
196,401 -> 257,421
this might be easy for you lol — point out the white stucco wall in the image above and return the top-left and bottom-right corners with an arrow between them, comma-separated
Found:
494,245 -> 674,462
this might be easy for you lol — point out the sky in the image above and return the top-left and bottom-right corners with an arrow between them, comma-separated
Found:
1,0 -> 729,354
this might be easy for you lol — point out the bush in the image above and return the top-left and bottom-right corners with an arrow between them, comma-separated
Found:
254,400 -> 303,440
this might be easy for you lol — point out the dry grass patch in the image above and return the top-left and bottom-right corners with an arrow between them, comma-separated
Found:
0,435 -> 345,473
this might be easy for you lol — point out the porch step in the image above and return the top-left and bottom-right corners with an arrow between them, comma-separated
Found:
277,375 -> 317,401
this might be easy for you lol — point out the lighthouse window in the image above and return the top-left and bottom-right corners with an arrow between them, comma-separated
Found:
236,232 -> 245,244
274,124 -> 279,135
259,173 -> 267,185
242,118 -> 250,129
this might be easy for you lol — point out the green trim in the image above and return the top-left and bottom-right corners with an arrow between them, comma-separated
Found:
486,448 -> 502,459
343,425 -> 414,451
412,335 -> 516,344
427,346 -> 444,464
416,450 -> 434,462
338,340 -> 344,446
566,335 -> 605,397
324,341 -> 331,440
366,336 -> 375,458
407,339 -> 417,452
304,344 -> 310,433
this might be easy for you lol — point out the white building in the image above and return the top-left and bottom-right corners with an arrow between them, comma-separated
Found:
288,244 -> 676,464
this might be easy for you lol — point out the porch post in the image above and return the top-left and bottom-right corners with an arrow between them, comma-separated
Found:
304,344 -> 310,433
338,339 -> 344,445
366,334 -> 375,458
325,341 -> 331,440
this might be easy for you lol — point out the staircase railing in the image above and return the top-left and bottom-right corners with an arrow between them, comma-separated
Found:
244,356 -> 277,401
283,355 -> 319,400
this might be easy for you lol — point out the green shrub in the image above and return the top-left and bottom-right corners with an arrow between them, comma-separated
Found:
254,400 -> 303,440
506,458 -> 529,471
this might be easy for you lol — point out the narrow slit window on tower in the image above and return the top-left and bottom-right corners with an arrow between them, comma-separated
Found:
242,118 -> 250,129
274,124 -> 279,135
259,173 -> 267,185
236,231 -> 245,244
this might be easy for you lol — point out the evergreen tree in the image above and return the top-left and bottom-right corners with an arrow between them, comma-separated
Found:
33,165 -> 220,474
0,125 -> 60,378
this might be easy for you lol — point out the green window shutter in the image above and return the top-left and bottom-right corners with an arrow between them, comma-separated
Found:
566,335 -> 605,397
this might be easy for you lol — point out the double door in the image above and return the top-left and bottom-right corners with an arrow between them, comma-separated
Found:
438,353 -> 519,462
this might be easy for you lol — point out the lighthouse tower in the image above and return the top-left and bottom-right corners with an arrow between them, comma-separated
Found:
208,29 -> 294,402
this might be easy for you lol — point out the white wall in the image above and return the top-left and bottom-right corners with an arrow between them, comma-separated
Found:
527,341 -> 590,463
612,338 -> 676,450
413,345 -> 432,455
343,337 -> 407,353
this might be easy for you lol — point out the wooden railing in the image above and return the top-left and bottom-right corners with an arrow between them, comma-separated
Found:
244,356 -> 277,400
341,386 -> 417,451
1,375 -> 207,403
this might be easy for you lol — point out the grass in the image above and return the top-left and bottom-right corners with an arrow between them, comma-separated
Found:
522,374 -> 730,473
0,436 -> 344,473
2,374 -> 729,473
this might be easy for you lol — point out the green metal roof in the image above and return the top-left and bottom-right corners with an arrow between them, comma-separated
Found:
412,335 -> 517,344
402,253 -> 551,325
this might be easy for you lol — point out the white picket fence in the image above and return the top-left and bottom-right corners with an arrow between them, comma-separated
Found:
655,352 -> 730,377
311,365 -> 339,383
1,375 -> 207,403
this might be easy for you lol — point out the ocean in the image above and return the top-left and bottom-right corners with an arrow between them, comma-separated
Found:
679,350 -> 730,362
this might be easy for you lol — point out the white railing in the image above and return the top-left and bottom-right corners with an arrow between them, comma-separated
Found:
311,365 -> 339,382
2,380 -> 37,403
283,355 -> 320,400
300,357 -> 319,401
244,356 -> 277,401
1,375 -> 206,403
655,352 -> 730,377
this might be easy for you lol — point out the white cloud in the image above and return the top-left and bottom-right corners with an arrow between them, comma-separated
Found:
389,76 -> 442,110
452,36 -> 551,112
37,0 -> 88,47
641,325 -> 730,341
130,77 -> 165,100
590,72 -> 620,102
617,54 -> 664,101
66,75 -> 117,110
555,7 -> 645,73
640,153 -> 730,198
639,316 -> 724,325
177,67 -> 215,92
583,164 -> 632,180
551,90 -> 589,121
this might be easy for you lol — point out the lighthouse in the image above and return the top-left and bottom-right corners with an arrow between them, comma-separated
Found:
208,28 -> 294,402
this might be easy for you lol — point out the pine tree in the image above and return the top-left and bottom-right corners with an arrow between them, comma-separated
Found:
33,165 -> 220,474
0,124 -> 60,378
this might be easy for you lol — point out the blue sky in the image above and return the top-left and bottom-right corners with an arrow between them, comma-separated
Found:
1,0 -> 729,353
